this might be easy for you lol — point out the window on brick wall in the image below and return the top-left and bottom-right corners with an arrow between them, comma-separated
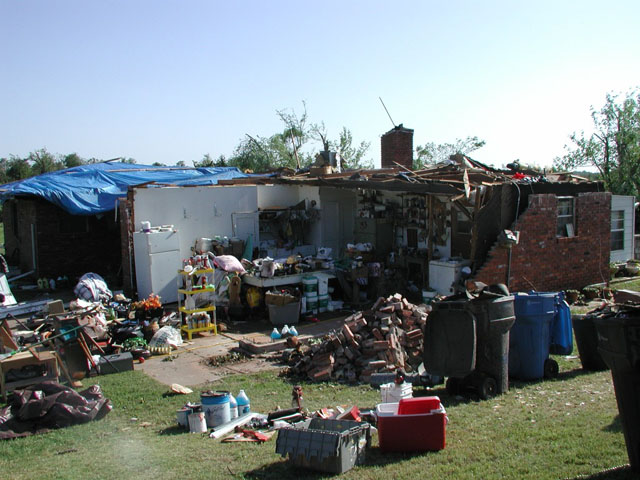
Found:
611,210 -> 624,251
557,196 -> 576,237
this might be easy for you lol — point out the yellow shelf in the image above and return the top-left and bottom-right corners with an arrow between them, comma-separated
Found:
179,305 -> 216,314
178,287 -> 216,295
181,324 -> 217,340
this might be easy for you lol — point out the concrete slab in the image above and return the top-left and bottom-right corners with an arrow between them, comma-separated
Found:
136,313 -> 350,387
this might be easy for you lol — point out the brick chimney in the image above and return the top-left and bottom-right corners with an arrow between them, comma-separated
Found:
381,124 -> 414,170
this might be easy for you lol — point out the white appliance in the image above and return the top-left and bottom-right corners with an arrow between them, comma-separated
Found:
428,259 -> 472,296
133,229 -> 181,304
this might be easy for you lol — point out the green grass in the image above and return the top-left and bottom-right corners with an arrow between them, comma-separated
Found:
0,358 -> 635,480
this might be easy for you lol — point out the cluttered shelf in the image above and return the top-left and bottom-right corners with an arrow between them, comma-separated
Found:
242,270 -> 335,288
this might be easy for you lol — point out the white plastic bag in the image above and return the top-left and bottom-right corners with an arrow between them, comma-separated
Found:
148,326 -> 183,349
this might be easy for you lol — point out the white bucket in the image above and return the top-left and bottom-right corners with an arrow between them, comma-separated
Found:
380,382 -> 413,403
302,276 -> 318,295
306,294 -> 318,313
177,407 -> 190,428
318,294 -> 329,313
141,221 -> 151,233
188,411 -> 207,433
317,277 -> 329,295
301,296 -> 307,314
201,391 -> 231,428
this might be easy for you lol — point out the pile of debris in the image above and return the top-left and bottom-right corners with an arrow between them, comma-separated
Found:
281,294 -> 428,383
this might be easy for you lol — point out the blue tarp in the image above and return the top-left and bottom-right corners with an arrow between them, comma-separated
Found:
0,163 -> 249,215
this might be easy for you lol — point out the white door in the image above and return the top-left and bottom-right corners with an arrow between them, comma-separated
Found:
232,212 -> 258,243
148,251 -> 180,303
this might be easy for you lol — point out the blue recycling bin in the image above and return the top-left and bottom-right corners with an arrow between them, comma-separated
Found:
509,292 -> 558,380
550,292 -> 573,355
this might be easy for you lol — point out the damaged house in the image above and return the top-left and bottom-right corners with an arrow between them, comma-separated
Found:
123,126 -> 631,304
0,127 -> 633,302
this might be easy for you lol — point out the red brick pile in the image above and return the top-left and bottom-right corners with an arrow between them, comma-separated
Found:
281,293 -> 428,383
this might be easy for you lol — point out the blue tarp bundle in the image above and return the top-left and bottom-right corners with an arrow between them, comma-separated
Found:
0,163 -> 249,215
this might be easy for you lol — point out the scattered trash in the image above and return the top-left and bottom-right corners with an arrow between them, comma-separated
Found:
170,384 -> 193,395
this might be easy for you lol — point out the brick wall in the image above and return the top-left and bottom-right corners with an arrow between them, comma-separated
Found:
2,199 -> 37,270
474,192 -> 611,292
381,125 -> 414,170
3,198 -> 122,285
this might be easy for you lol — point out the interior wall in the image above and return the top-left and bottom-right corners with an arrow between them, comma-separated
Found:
319,187 -> 357,257
132,185 -> 258,260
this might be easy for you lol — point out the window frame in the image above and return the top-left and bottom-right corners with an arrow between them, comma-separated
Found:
611,209 -> 625,251
556,196 -> 576,238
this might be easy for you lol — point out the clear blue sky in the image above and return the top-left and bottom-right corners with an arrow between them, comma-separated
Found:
2,1 -> 639,169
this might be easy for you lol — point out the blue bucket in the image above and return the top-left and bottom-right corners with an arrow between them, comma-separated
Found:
201,391 -> 230,427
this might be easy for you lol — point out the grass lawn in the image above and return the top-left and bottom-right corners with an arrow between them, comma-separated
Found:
0,352 -> 635,480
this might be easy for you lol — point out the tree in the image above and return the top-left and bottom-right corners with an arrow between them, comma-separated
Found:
275,102 -> 311,168
62,153 -> 85,168
228,136 -> 276,172
415,136 -> 486,168
28,148 -> 62,175
332,127 -> 372,170
553,89 -> 640,196
5,156 -> 31,181
193,153 -> 215,168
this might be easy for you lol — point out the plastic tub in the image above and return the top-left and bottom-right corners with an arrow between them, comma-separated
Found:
268,301 -> 301,326
572,314 -> 608,371
594,313 -> 640,470
276,418 -> 371,474
380,382 -> 413,403
376,398 -> 446,452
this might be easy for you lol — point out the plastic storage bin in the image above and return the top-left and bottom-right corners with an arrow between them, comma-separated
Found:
594,312 -> 640,471
424,287 -> 515,399
376,396 -> 447,452
268,300 -> 301,326
572,314 -> 608,371
276,418 -> 370,474
550,292 -> 573,355
509,292 -> 558,380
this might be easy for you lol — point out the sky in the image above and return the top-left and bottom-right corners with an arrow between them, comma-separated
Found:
1,1 -> 639,169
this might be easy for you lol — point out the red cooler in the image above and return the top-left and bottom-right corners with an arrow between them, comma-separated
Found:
376,396 -> 447,452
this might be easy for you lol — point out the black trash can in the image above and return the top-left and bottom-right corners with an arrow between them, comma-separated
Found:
424,287 -> 515,399
572,314 -> 608,371
594,313 -> 640,471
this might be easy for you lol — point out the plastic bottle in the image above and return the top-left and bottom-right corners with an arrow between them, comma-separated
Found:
281,324 -> 290,337
228,393 -> 238,419
270,328 -> 281,342
289,325 -> 298,337
236,389 -> 250,415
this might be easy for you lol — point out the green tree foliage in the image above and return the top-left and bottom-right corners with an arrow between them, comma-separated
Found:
62,153 -> 84,168
28,148 -> 63,175
415,136 -> 486,168
192,153 -> 227,168
332,127 -> 372,170
554,89 -> 640,196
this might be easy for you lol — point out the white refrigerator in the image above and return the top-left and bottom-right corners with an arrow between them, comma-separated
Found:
133,229 -> 181,304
